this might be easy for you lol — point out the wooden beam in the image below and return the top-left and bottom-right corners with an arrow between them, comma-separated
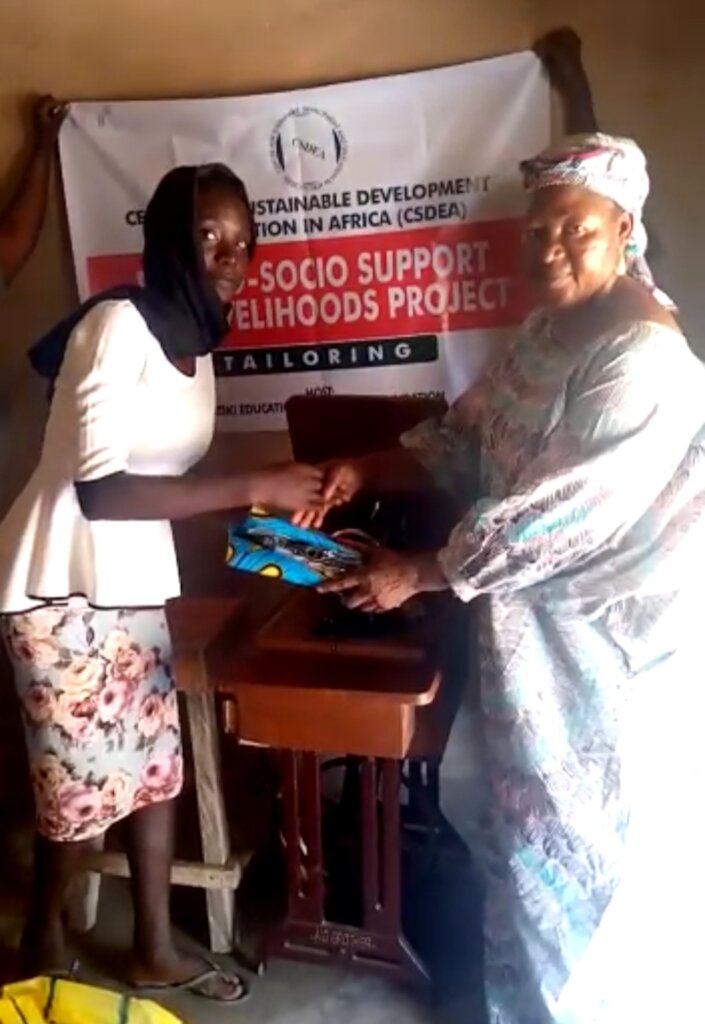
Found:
79,850 -> 249,891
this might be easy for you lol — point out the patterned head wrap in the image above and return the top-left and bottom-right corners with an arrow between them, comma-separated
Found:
520,133 -> 673,308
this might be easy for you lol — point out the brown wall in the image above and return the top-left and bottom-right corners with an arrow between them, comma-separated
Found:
0,0 -> 703,511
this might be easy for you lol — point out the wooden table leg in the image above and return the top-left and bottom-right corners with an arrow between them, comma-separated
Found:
287,750 -> 325,922
271,750 -> 429,984
186,692 -> 235,954
359,758 -> 428,982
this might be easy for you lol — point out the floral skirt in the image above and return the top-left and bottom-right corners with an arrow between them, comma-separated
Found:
0,606 -> 183,842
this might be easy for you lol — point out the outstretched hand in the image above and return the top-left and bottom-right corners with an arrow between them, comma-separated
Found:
251,462 -> 324,513
318,547 -> 423,613
291,459 -> 364,529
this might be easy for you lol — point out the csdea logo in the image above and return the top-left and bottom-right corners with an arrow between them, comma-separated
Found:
270,107 -> 347,191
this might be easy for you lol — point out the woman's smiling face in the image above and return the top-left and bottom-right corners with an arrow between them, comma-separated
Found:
523,184 -> 632,308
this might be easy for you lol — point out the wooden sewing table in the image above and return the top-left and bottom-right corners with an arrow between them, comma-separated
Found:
170,584 -> 461,985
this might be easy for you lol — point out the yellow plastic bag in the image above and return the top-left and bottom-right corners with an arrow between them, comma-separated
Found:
0,977 -> 184,1024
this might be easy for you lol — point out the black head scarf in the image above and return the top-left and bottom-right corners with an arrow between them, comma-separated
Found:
29,163 -> 256,383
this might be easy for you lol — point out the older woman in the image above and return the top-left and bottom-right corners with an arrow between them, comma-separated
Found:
312,134 -> 705,1023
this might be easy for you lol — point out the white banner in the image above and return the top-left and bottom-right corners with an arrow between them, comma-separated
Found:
58,52 -> 549,431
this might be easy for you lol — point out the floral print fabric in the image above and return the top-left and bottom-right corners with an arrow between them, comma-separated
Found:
1,605 -> 182,842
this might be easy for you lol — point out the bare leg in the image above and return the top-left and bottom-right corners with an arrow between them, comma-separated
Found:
21,833 -> 91,975
126,800 -> 178,972
125,799 -> 246,1001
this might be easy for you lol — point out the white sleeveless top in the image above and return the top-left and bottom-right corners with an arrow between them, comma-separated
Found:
0,300 -> 215,612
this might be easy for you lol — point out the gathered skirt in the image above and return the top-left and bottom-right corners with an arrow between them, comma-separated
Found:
1,605 -> 183,842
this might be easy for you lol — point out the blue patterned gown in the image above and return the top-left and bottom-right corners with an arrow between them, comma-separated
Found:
403,312 -> 705,1024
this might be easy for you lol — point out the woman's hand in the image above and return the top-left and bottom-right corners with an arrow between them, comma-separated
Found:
34,96 -> 69,145
250,463 -> 324,513
318,548 -> 448,612
292,459 -> 365,528
321,459 -> 365,506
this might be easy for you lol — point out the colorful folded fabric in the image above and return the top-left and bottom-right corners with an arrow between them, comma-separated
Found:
226,510 -> 362,587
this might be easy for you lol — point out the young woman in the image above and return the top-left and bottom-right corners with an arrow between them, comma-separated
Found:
0,162 -> 323,1002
